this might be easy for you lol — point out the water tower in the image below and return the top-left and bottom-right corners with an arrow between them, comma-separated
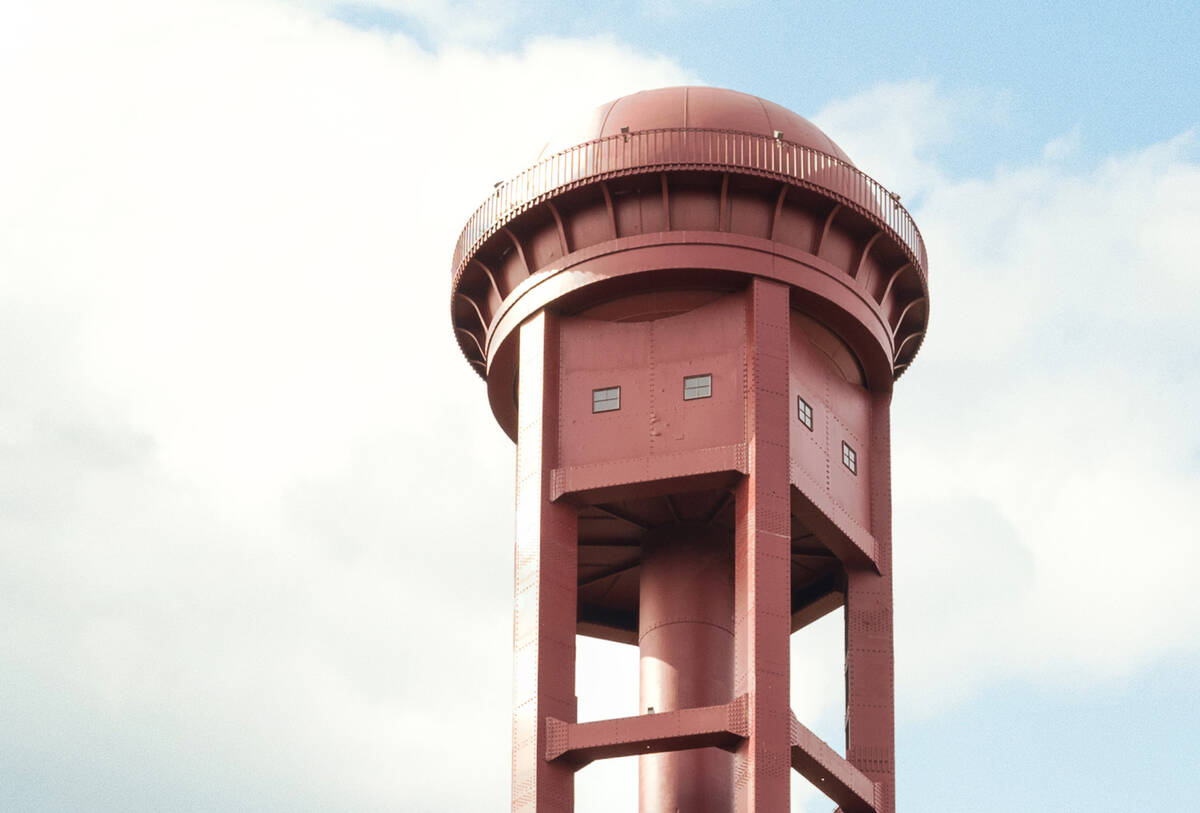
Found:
448,86 -> 928,812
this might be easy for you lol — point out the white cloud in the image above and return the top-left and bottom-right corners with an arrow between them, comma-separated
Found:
0,1 -> 693,809
813,80 -> 958,198
817,83 -> 1200,716
286,0 -> 748,44
293,0 -> 524,43
5,2 -> 1198,808
1041,126 -> 1083,162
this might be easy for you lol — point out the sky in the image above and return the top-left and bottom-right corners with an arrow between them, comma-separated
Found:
1,0 -> 1198,810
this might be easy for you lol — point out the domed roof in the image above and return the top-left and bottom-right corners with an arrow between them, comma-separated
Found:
536,86 -> 853,165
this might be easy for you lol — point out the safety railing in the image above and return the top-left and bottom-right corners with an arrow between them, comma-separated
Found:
450,128 -> 927,289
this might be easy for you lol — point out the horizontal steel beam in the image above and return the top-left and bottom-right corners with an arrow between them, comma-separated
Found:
545,695 -> 748,766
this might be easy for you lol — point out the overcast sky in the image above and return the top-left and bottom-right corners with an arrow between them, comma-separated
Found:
2,1 -> 1198,811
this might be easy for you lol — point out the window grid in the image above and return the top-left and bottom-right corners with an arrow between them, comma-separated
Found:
683,374 -> 712,401
842,441 -> 857,474
797,396 -> 813,430
592,386 -> 620,413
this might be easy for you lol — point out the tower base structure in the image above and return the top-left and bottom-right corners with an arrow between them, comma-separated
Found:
447,87 -> 929,812
517,282 -> 895,813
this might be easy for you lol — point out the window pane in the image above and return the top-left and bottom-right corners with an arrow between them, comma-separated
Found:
797,396 -> 813,430
683,374 -> 712,400
592,386 -> 620,413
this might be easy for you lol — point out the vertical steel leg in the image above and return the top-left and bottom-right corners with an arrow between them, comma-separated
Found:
845,390 -> 895,813
513,312 -> 578,812
733,278 -> 792,811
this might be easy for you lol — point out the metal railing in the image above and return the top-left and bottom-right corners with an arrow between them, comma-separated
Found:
450,128 -> 927,289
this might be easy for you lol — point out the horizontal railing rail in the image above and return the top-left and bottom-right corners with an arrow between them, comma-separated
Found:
450,127 -> 927,290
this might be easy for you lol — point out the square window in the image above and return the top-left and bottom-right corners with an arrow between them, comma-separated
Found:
683,374 -> 712,401
592,386 -> 620,413
841,441 -> 857,474
797,396 -> 813,430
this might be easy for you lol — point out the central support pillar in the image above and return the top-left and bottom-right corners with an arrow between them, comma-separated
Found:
638,524 -> 734,812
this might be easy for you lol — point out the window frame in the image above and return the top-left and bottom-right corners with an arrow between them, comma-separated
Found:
591,386 -> 621,413
841,440 -> 857,474
682,373 -> 713,401
797,395 -> 813,430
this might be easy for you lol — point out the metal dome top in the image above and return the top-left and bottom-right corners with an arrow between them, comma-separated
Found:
449,85 -> 929,393
536,86 -> 854,166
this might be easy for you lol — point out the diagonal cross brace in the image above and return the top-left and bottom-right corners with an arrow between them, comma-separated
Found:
790,711 -> 878,812
545,695 -> 748,766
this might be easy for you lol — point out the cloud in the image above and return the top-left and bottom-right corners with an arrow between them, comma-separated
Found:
0,1 -> 693,809
289,0 -> 749,44
816,83 -> 1200,715
1041,126 -> 1083,162
289,0 -> 523,42
813,80 -> 960,199
4,2 -> 1198,809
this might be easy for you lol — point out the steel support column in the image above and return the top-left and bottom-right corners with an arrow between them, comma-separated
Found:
732,278 -> 793,810
513,312 -> 578,812
844,390 -> 895,813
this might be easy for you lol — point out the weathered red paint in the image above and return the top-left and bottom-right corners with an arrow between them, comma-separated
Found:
449,86 -> 926,812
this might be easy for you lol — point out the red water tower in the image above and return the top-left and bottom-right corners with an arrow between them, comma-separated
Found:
449,86 -> 928,812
